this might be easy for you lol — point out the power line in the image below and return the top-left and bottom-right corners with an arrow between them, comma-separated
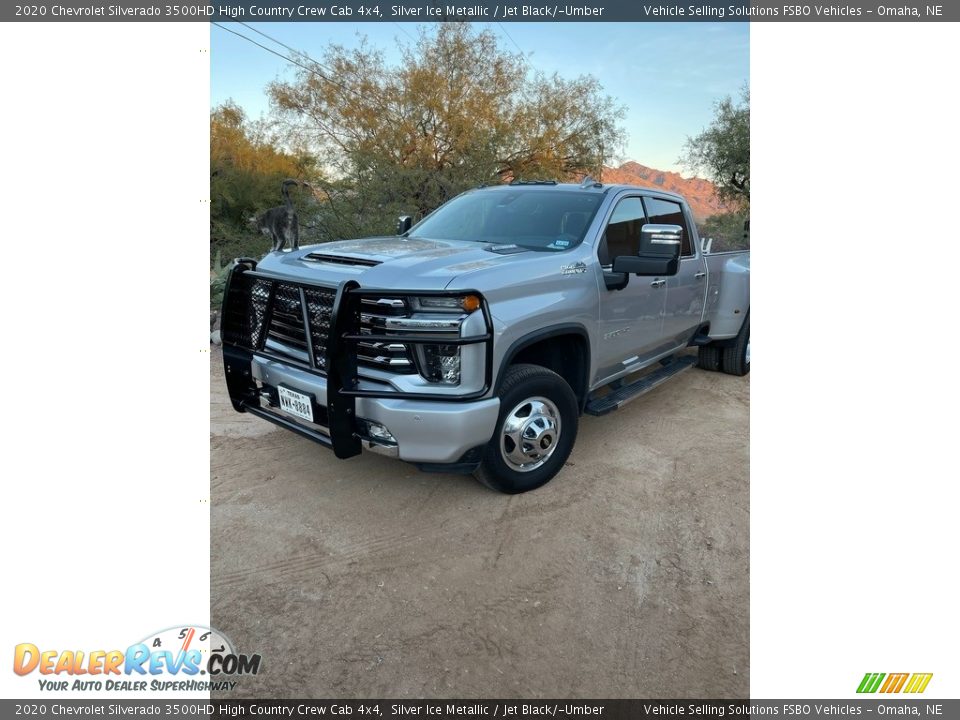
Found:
496,22 -> 525,57
211,22 -> 351,97
393,22 -> 417,43
212,22 -> 399,121
237,21 -> 304,56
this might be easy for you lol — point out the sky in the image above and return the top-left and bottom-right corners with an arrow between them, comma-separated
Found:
210,22 -> 748,174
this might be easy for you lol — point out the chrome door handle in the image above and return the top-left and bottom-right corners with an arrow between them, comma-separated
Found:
650,279 -> 666,288
694,271 -> 706,279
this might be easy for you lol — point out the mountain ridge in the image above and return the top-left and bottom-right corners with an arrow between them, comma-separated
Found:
599,161 -> 729,221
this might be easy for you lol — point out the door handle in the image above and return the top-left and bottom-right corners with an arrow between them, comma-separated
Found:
694,271 -> 706,279
650,279 -> 666,288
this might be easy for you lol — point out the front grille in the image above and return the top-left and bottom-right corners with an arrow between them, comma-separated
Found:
221,273 -> 422,375
223,272 -> 335,372
222,273 -> 271,349
265,283 -> 309,362
357,298 -> 416,373
304,286 -> 335,370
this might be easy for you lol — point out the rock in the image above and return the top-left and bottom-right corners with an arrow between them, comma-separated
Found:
211,330 -> 222,346
602,161 -> 729,222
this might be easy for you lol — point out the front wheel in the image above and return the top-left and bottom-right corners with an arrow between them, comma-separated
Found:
474,364 -> 579,494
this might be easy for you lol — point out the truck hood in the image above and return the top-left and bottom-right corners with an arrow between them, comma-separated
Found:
253,236 -> 534,290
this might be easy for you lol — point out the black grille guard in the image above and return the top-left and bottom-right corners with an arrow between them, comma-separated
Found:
220,260 -> 494,459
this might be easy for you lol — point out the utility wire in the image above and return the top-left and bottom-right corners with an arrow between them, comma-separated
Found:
211,22 -> 351,97
496,22 -> 525,58
213,21 -> 400,122
393,22 -> 417,43
238,21 -> 403,113
238,21 -> 323,62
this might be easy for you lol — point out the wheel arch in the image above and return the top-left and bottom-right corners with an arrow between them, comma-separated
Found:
711,307 -> 750,347
494,324 -> 591,412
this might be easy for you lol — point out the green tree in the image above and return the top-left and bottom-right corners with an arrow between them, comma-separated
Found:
680,85 -> 750,209
268,24 -> 625,238
698,211 -> 750,252
210,101 -> 317,260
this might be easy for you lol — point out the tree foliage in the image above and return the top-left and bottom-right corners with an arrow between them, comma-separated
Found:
698,211 -> 750,252
268,23 -> 625,238
210,101 -> 317,260
681,85 -> 749,209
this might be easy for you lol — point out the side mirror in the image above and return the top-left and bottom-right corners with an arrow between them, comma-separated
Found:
396,215 -> 413,235
612,224 -> 682,276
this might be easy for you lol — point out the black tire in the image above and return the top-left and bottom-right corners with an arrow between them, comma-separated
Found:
721,313 -> 750,376
697,345 -> 722,371
474,364 -> 579,494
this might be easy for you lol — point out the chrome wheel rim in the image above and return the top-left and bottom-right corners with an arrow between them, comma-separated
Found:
745,339 -> 750,365
499,396 -> 562,473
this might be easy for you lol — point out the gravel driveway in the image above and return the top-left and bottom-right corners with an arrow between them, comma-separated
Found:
210,349 -> 749,698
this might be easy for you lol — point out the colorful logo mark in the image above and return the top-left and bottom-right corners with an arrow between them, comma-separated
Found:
857,672 -> 933,694
13,626 -> 260,684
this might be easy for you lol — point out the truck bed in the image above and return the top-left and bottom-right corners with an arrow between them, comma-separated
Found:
704,250 -> 750,340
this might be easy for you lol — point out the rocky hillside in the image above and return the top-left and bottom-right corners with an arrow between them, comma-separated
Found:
601,161 -> 728,221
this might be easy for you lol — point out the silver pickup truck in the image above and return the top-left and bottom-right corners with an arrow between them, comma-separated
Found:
220,180 -> 749,493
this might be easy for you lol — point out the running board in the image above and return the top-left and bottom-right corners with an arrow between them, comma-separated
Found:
585,355 -> 697,416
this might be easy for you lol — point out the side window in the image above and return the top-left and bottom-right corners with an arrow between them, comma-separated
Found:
643,197 -> 694,257
599,197 -> 646,266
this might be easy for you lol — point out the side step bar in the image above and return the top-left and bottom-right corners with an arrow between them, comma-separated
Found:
585,355 -> 697,416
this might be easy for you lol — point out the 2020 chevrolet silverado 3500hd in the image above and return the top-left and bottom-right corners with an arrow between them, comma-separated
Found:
220,180 -> 750,493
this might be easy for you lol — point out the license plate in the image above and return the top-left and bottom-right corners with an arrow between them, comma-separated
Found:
277,386 -> 314,423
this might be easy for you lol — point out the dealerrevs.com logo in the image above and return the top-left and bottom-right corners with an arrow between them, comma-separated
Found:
857,673 -> 933,694
13,625 -> 260,692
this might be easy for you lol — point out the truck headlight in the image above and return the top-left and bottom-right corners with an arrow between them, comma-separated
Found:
361,294 -> 481,385
411,294 -> 481,313
409,296 -> 481,385
415,343 -> 461,384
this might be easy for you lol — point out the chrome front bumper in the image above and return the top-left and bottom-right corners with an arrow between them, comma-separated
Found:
250,355 -> 500,464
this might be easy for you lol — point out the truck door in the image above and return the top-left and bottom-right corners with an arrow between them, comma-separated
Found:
644,197 -> 707,347
594,195 -> 668,382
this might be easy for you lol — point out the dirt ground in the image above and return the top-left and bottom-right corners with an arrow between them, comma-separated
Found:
210,349 -> 749,698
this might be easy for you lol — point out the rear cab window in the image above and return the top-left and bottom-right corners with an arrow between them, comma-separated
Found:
642,196 -> 694,257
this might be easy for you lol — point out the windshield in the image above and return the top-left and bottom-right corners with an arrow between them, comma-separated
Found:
409,189 -> 604,252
